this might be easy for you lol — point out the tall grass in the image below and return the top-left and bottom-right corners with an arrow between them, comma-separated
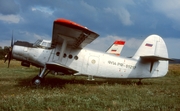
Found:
0,60 -> 180,111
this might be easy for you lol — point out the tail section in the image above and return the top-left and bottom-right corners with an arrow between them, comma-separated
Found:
133,34 -> 168,59
133,35 -> 171,77
106,40 -> 125,56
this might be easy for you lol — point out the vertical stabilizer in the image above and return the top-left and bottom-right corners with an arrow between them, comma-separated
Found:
133,34 -> 169,77
106,40 -> 125,56
133,34 -> 168,59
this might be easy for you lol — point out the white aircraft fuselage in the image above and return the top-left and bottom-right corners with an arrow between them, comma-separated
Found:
8,18 -> 171,85
12,40 -> 167,79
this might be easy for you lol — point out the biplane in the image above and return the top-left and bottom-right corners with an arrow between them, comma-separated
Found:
5,18 -> 172,85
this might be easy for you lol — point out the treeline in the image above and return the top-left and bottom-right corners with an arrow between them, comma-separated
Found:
0,46 -> 10,60
170,59 -> 180,64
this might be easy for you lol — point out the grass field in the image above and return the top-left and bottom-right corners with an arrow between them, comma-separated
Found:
0,60 -> 180,111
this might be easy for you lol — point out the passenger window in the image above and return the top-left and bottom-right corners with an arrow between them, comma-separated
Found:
68,54 -> 73,59
63,53 -> 67,58
56,52 -> 60,56
74,56 -> 78,60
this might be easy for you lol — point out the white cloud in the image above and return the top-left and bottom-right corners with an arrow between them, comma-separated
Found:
33,33 -> 51,41
87,35 -> 180,57
0,40 -> 11,48
152,0 -> 180,23
0,14 -> 21,23
31,6 -> 54,15
0,31 -> 51,48
86,35 -> 142,57
104,5 -> 133,26
117,38 -> 143,57
117,7 -> 133,26
125,38 -> 143,49
0,0 -> 179,58
80,1 -> 97,13
164,38 -> 180,58
87,35 -> 126,52
18,31 -> 51,43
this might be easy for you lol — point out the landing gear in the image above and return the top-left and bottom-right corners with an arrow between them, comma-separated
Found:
32,75 -> 43,86
137,79 -> 142,85
32,67 -> 50,86
87,75 -> 95,81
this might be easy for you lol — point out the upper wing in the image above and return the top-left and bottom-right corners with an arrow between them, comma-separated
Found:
106,40 -> 125,56
51,18 -> 99,49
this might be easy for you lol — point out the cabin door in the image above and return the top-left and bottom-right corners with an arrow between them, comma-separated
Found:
86,56 -> 99,75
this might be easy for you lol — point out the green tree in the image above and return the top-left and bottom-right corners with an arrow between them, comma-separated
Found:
0,46 -> 10,60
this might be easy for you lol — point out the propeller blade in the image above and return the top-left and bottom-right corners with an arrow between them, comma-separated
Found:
11,33 -> 14,47
8,49 -> 12,68
7,32 -> 14,68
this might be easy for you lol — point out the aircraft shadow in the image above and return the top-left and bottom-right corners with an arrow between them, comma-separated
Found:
16,75 -> 152,88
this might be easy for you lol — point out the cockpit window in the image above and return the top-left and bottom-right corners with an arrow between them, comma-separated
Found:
47,43 -> 51,48
41,42 -> 47,47
33,39 -> 52,49
33,40 -> 42,47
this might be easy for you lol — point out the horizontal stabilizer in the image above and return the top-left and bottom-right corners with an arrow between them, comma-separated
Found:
46,62 -> 78,74
140,56 -> 173,62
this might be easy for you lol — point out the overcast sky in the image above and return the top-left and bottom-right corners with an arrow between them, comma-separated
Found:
0,0 -> 180,58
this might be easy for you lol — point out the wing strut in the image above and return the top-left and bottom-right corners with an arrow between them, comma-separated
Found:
59,36 -> 67,62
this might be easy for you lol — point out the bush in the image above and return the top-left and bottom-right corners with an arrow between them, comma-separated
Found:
0,46 -> 10,60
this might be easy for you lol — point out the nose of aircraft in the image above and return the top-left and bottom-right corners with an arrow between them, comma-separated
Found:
11,45 -> 28,61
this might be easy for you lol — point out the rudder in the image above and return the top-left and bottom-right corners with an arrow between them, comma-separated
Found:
133,34 -> 168,59
133,34 -> 169,77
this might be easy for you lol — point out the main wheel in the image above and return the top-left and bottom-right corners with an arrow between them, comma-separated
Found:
32,76 -> 43,86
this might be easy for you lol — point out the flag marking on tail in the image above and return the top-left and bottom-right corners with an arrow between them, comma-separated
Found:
145,43 -> 153,47
111,49 -> 117,52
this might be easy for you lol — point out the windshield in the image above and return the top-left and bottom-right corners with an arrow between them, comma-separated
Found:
33,40 -> 42,47
33,39 -> 51,49
41,42 -> 51,48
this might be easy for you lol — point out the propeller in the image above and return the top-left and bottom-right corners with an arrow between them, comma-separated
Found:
4,33 -> 14,68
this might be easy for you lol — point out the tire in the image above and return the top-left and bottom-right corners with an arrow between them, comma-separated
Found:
32,76 -> 43,86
